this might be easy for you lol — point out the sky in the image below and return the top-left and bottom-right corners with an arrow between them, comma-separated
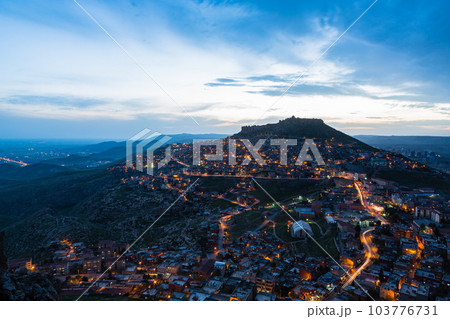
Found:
0,0 -> 449,139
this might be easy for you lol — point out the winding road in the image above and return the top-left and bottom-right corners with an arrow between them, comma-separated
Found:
339,181 -> 386,289
341,227 -> 376,289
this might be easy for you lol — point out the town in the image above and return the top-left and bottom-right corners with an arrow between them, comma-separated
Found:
5,133 -> 449,301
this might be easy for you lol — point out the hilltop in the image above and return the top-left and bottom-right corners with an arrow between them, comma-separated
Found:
232,117 -> 373,149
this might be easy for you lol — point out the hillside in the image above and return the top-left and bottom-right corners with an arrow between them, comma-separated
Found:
0,163 -> 70,181
0,168 -> 119,229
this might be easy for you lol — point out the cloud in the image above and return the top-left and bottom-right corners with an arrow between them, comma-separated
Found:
417,125 -> 450,131
341,126 -> 374,130
181,0 -> 259,22
216,78 -> 238,83
0,0 -> 449,136
204,82 -> 244,87
0,95 -> 108,108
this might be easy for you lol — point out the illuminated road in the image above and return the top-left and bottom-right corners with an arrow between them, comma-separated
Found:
254,211 -> 279,232
184,173 -> 322,181
216,193 -> 259,210
170,154 -> 190,167
0,157 -> 28,167
208,216 -> 227,260
354,182 -> 389,225
213,211 -> 240,257
338,180 -> 386,290
218,217 -> 226,251
342,228 -> 376,288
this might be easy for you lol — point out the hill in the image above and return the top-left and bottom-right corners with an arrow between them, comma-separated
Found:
233,117 -> 373,149
32,134 -> 227,168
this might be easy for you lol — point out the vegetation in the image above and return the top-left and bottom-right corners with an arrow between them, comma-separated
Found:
293,220 -> 339,258
229,211 -> 264,240
199,176 -> 324,205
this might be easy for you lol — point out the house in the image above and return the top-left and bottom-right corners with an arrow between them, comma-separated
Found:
8,257 -> 33,271
202,279 -> 223,294
311,201 -> 322,215
98,240 -> 129,259
337,221 -> 356,235
49,262 -> 70,275
317,272 -> 340,290
294,207 -> 316,219
380,282 -> 398,301
230,283 -> 256,301
255,272 -> 275,293
83,257 -> 102,273
193,259 -> 214,281
398,283 -> 429,301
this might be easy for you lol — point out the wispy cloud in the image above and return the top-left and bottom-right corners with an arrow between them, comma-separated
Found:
0,95 -> 108,108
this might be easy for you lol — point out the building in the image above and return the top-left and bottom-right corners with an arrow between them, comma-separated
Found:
380,282 -> 398,301
325,216 -> 335,224
317,272 -> 340,290
398,283 -> 429,301
193,259 -> 214,281
98,240 -> 128,259
104,257 -> 126,272
49,262 -> 70,275
290,220 -> 313,238
294,207 -> 316,219
370,158 -> 387,167
83,257 -> 102,273
230,283 -> 256,301
8,257 -> 33,271
415,207 -> 447,224
255,272 -> 275,293
311,201 -> 322,215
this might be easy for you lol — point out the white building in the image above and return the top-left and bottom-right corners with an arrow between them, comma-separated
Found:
290,220 -> 314,238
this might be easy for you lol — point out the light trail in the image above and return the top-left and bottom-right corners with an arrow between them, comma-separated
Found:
0,157 -> 28,167
354,181 -> 389,225
342,228 -> 376,288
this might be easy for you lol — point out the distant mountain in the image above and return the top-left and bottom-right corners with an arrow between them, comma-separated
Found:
65,141 -> 123,154
233,117 -> 373,149
354,135 -> 450,147
38,134 -> 227,168
66,133 -> 227,153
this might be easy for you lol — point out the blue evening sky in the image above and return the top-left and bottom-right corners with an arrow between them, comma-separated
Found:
0,0 -> 449,139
